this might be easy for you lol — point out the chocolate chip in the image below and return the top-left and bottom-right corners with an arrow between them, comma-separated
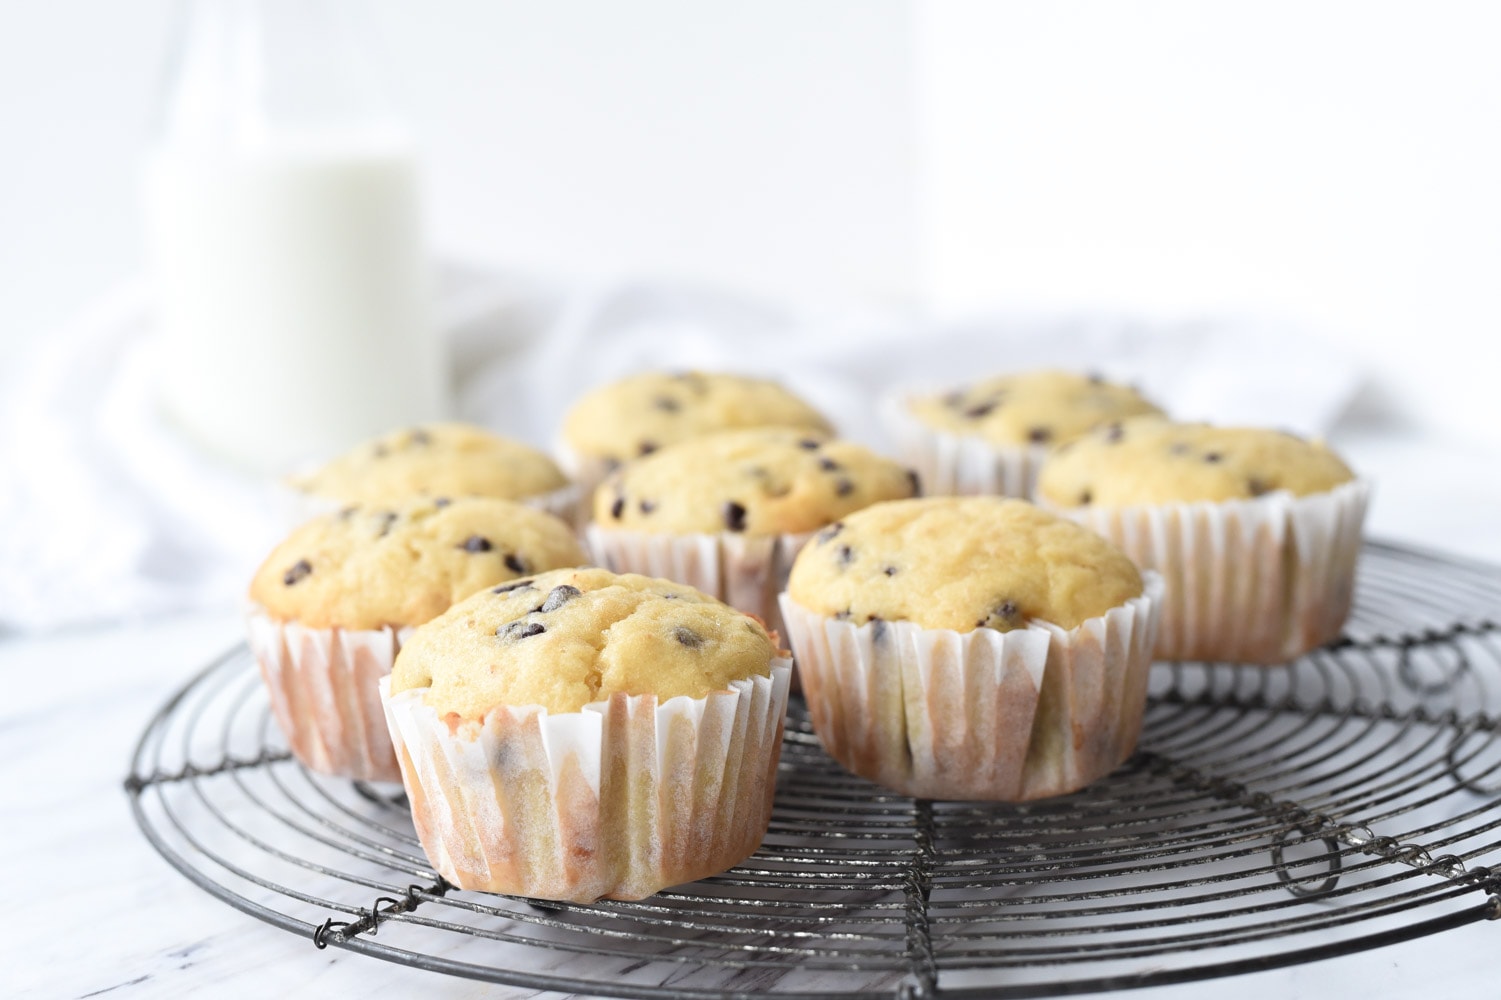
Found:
837,544 -> 855,566
833,610 -> 852,621
540,585 -> 582,612
835,479 -> 855,497
1078,490 -> 1093,506
460,535 -> 492,553
410,429 -> 431,446
610,496 -> 626,520
723,500 -> 748,532
499,621 -> 546,640
964,401 -> 997,419
818,456 -> 841,472
433,496 -> 451,508
504,553 -> 527,574
377,511 -> 398,537
998,599 -> 1018,619
673,626 -> 703,648
638,441 -> 658,456
661,592 -> 681,600
869,616 -> 887,641
906,469 -> 921,496
1204,452 -> 1223,463
798,438 -> 821,450
979,599 -> 1022,630
639,499 -> 657,515
882,565 -> 898,576
283,559 -> 312,586
817,522 -> 845,544
1028,426 -> 1052,444
653,396 -> 681,413
602,457 -> 622,473
1105,422 -> 1124,443
338,505 -> 357,520
1248,477 -> 1270,497
492,579 -> 535,594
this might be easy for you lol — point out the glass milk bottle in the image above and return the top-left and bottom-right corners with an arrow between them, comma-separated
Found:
146,0 -> 445,472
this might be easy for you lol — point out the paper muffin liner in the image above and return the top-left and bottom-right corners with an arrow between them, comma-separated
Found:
523,481 -> 584,530
879,392 -> 1047,500
1056,479 -> 1370,665
584,525 -> 817,644
778,574 -> 1162,801
380,659 -> 792,902
246,609 -> 413,783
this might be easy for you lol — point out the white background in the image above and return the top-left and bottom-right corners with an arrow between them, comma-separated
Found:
4,0 -> 1498,443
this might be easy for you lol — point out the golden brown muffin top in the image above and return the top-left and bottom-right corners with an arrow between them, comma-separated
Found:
249,497 -> 587,630
592,428 -> 919,535
390,567 -> 776,718
906,370 -> 1163,447
1037,418 -> 1356,507
786,496 -> 1142,632
562,371 -> 833,468
292,422 -> 569,504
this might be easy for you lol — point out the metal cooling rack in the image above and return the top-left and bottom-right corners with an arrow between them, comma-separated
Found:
126,541 -> 1501,999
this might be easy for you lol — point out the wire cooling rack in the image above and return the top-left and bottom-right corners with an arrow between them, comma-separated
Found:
126,541 -> 1501,999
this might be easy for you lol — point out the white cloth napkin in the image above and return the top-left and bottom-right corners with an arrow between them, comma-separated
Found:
0,267 -> 1362,632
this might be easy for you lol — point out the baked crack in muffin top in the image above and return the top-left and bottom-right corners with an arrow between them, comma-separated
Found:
292,422 -> 569,504
594,428 -> 920,535
250,497 -> 586,630
390,567 -> 776,719
563,371 -> 833,470
1037,418 -> 1355,507
786,496 -> 1142,633
907,370 -> 1162,447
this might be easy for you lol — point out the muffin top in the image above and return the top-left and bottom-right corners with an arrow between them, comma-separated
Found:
292,422 -> 570,504
1037,418 -> 1356,507
594,428 -> 920,535
390,567 -> 777,718
906,370 -> 1163,447
786,497 -> 1142,632
562,371 -> 834,468
249,497 -> 587,630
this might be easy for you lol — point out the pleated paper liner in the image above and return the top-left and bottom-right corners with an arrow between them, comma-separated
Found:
1058,479 -> 1370,664
380,660 -> 792,902
246,610 -> 412,783
778,574 -> 1162,801
585,525 -> 817,648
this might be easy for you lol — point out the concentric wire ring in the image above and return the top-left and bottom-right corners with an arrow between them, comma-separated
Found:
126,542 -> 1501,998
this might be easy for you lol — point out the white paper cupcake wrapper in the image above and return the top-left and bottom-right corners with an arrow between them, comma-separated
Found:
523,481 -> 584,530
380,659 -> 792,902
778,574 -> 1162,801
1059,479 -> 1370,664
246,610 -> 412,783
584,525 -> 817,642
879,392 -> 1046,500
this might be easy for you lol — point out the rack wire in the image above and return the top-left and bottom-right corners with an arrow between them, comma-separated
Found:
126,541 -> 1501,998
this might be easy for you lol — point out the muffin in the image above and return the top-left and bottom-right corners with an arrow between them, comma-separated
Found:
291,422 -> 579,524
884,370 -> 1164,499
380,567 -> 793,902
560,371 -> 834,494
585,428 -> 920,643
778,497 -> 1162,801
1037,418 -> 1369,664
247,497 -> 587,782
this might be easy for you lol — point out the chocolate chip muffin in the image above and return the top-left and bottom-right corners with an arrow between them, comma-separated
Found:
247,497 -> 587,782
586,428 -> 920,648
885,370 -> 1164,500
560,371 -> 834,492
779,496 -> 1162,801
382,567 -> 792,902
291,422 -> 577,523
1037,418 -> 1369,664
